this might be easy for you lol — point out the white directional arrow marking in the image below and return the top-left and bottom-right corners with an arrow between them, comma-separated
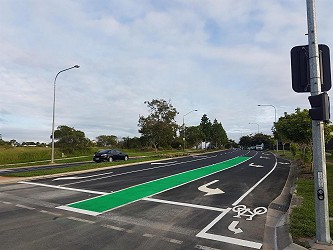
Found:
198,180 -> 224,196
228,221 -> 243,234
249,163 -> 264,168
53,172 -> 113,181
260,156 -> 270,159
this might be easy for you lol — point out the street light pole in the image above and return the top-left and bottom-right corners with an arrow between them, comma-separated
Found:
51,65 -> 80,164
249,122 -> 259,134
257,104 -> 278,151
183,109 -> 198,151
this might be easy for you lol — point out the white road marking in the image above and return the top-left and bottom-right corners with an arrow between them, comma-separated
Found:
67,217 -> 95,224
143,234 -> 154,238
249,163 -> 264,168
16,204 -> 35,210
196,208 -> 262,249
19,181 -> 108,195
233,156 -> 277,206
151,161 -> 177,165
143,197 -> 226,212
53,172 -> 113,181
102,224 -> 132,232
195,244 -> 221,250
56,205 -> 101,216
198,180 -> 224,196
278,162 -> 290,165
1,201 -> 12,204
169,239 -> 183,244
260,156 -> 270,159
228,221 -> 243,234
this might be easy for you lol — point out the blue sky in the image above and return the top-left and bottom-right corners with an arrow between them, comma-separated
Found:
1,0 -> 333,143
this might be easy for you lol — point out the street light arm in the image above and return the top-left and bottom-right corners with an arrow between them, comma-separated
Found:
54,65 -> 80,86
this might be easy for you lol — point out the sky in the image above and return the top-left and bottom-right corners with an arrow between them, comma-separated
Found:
1,0 -> 333,144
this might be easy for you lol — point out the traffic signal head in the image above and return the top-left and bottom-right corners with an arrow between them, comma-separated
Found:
308,93 -> 330,122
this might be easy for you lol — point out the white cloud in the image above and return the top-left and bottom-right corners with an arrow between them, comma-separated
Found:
0,0 -> 331,143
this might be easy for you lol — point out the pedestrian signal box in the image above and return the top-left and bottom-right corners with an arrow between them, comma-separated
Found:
308,92 -> 330,122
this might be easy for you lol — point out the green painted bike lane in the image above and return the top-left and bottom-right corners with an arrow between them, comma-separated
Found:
66,156 -> 250,214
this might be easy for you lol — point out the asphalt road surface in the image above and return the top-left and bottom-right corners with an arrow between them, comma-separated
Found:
0,149 -> 290,249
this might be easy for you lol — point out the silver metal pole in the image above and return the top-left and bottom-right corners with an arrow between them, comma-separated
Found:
306,0 -> 331,244
51,65 -> 80,163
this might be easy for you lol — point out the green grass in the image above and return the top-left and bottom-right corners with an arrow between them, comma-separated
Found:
0,147 -> 203,177
285,152 -> 333,246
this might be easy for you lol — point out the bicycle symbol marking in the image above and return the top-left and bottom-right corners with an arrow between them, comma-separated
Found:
232,205 -> 267,221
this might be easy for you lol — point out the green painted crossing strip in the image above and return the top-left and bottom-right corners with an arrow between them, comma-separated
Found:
67,156 -> 250,213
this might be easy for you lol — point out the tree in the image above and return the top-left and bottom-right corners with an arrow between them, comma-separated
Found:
211,119 -> 228,148
138,99 -> 178,150
199,114 -> 212,149
96,135 -> 117,147
184,125 -> 204,149
53,125 -> 91,153
274,108 -> 332,166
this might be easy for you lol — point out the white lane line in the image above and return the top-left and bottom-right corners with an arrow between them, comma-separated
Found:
151,161 -> 177,165
53,172 -> 113,181
168,239 -> 183,244
67,217 -> 95,224
56,205 -> 101,216
232,154 -> 277,206
18,181 -> 108,195
195,244 -> 221,250
198,232 -> 262,249
143,233 -> 154,238
62,155 -> 220,186
1,201 -> 12,205
142,197 -> 226,212
102,224 -> 133,233
15,204 -> 35,210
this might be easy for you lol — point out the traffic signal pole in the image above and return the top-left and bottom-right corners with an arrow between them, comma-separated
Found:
306,0 -> 331,244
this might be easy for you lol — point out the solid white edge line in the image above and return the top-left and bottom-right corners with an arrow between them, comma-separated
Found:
56,205 -> 100,216
18,181 -> 108,195
196,208 -> 262,249
232,152 -> 277,206
197,232 -> 262,249
142,197 -> 226,212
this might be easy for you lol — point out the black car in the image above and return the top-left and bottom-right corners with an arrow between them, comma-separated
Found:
93,149 -> 129,163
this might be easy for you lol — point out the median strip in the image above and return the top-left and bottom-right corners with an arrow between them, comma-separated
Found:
59,156 -> 250,215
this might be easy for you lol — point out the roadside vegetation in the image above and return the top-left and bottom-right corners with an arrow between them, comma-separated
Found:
278,149 -> 333,248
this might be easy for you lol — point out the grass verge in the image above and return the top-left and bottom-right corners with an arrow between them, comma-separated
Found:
279,151 -> 333,247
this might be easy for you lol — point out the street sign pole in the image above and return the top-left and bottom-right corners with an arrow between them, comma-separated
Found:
306,0 -> 331,244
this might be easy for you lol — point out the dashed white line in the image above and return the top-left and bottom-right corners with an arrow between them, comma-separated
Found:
19,181 -> 108,195
67,217 -> 95,224
1,201 -> 12,205
102,224 -> 133,233
195,245 -> 221,250
15,204 -> 35,210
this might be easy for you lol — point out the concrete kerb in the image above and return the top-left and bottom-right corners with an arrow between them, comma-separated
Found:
263,156 -> 307,250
